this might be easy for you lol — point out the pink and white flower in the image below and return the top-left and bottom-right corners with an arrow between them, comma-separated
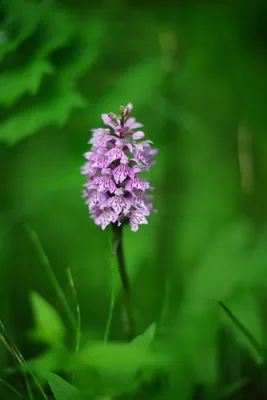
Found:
81,103 -> 157,230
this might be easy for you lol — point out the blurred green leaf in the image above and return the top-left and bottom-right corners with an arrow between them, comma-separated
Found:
46,373 -> 79,400
25,349 -> 73,377
30,291 -> 65,346
131,322 -> 156,348
76,340 -> 166,398
79,341 -> 166,372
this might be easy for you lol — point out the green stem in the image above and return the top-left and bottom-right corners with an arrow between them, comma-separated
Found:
66,268 -> 81,353
24,223 -> 76,330
0,321 -> 48,400
0,377 -> 27,399
111,224 -> 135,341
25,375 -> 34,400
103,240 -> 116,344
218,300 -> 266,358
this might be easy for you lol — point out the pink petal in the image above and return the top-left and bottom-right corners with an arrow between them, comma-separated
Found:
130,122 -> 144,129
133,131 -> 145,140
130,220 -> 139,231
125,103 -> 133,113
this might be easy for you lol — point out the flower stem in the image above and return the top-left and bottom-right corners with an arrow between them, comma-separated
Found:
103,240 -> 116,344
111,224 -> 135,341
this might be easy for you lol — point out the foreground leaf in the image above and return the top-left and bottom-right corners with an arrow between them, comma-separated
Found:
30,291 -> 65,346
79,340 -> 166,372
131,322 -> 156,348
46,373 -> 79,400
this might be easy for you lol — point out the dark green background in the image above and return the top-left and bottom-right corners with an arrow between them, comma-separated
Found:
1,0 -> 267,398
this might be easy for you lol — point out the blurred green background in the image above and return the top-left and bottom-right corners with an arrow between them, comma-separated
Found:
1,0 -> 267,398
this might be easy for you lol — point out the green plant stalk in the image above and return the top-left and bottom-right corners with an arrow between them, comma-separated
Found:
66,268 -> 81,354
25,375 -> 34,400
103,239 -> 117,344
0,330 -> 34,400
24,223 -> 77,330
66,268 -> 81,384
218,300 -> 266,359
0,377 -> 27,399
111,224 -> 135,341
0,321 -> 48,400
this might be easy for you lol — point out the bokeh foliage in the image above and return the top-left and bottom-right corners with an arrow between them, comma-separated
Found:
1,0 -> 267,399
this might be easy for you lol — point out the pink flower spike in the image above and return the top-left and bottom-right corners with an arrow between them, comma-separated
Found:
81,103 -> 157,231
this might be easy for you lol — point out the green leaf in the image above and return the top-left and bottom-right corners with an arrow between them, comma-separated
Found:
46,373 -> 79,400
79,341 -> 166,372
76,340 -> 166,398
30,291 -> 65,346
24,349 -> 74,377
131,323 -> 156,348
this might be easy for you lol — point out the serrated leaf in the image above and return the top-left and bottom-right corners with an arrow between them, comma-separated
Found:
131,323 -> 156,348
46,373 -> 79,400
0,84 -> 86,144
30,291 -> 65,346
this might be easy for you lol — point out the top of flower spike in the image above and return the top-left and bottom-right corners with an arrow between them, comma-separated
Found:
82,103 -> 157,231
101,103 -> 144,136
